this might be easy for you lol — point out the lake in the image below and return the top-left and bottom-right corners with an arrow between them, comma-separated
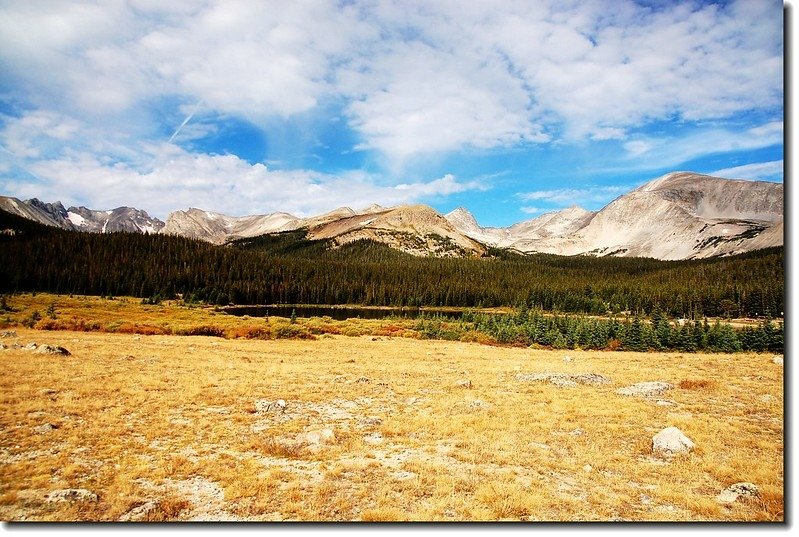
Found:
223,305 -> 469,321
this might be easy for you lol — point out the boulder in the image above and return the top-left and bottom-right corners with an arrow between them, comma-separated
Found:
34,344 -> 71,356
716,482 -> 759,504
255,399 -> 286,413
617,381 -> 673,397
652,427 -> 695,457
46,488 -> 98,503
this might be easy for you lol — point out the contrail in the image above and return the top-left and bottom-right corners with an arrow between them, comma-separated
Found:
168,100 -> 204,143
0,144 -> 45,182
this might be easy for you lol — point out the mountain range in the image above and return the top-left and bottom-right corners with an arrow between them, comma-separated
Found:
0,172 -> 783,260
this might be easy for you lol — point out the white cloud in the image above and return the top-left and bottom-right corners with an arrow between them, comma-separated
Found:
1,142 -> 483,218
620,121 -> 783,168
519,185 -> 629,206
0,0 -> 783,162
520,206 -> 542,215
710,160 -> 783,182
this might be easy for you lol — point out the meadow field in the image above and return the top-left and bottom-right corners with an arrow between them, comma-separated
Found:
0,295 -> 784,521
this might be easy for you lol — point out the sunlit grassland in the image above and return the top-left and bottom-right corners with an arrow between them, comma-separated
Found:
0,294 -> 784,521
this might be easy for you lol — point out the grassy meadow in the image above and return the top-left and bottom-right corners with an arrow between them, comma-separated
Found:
0,294 -> 784,521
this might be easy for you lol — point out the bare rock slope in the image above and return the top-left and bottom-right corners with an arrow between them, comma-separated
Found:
445,172 -> 782,260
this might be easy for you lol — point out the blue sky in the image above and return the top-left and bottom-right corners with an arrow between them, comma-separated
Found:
0,0 -> 784,227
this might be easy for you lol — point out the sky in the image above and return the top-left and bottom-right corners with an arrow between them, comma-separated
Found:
0,0 -> 784,227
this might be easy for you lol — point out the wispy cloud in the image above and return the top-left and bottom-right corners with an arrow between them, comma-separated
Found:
710,160 -> 783,182
518,185 -> 629,207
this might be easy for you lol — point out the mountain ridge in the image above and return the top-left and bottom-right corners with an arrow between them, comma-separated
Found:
0,171 -> 783,260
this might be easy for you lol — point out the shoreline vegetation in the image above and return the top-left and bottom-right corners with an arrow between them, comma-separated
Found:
0,293 -> 783,354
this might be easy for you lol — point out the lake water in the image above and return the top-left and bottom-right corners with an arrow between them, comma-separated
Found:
223,305 -> 467,321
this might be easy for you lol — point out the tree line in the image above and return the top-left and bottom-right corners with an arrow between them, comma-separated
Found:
415,308 -> 783,353
0,209 -> 784,319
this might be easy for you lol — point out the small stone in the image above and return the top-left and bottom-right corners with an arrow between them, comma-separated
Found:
34,345 -> 70,356
295,428 -> 335,446
716,482 -> 759,504
652,427 -> 695,457
562,355 -> 573,363
119,500 -> 158,521
23,342 -> 38,351
33,423 -> 57,434
255,399 -> 287,413
46,488 -> 98,503
617,382 -> 673,397
0,330 -> 17,338
455,379 -> 472,389
583,464 -> 592,472
772,355 -> 783,365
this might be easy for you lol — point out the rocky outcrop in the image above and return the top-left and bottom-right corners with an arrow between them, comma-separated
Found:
652,427 -> 695,457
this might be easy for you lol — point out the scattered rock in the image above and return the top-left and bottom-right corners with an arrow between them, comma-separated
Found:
33,423 -> 58,434
469,399 -> 491,410
716,482 -> 760,504
295,428 -> 336,448
516,373 -> 610,387
363,432 -> 384,445
119,500 -> 158,521
772,355 -> 783,365
455,379 -> 472,389
358,416 -> 383,428
34,344 -> 71,356
616,381 -> 673,397
254,399 -> 287,413
23,342 -> 38,351
652,427 -> 695,457
46,488 -> 98,503
1,330 -> 17,338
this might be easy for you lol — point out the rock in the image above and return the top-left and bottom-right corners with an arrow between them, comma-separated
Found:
46,488 -> 98,503
516,373 -> 610,387
716,482 -> 760,504
550,377 -> 578,388
652,427 -> 695,457
583,464 -> 593,472
33,423 -> 58,434
455,379 -> 472,389
617,381 -> 673,397
23,342 -> 38,351
34,344 -> 71,356
772,355 -> 783,365
0,343 -> 6,350
356,376 -> 370,383
255,399 -> 286,413
469,399 -> 490,410
562,355 -> 573,362
1,330 -> 16,338
295,428 -> 335,447
569,428 -> 585,436
119,500 -> 158,521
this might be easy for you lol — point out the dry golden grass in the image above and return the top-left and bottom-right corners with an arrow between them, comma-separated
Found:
0,294 -> 785,522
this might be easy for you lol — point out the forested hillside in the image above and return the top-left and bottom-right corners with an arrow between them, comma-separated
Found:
0,209 -> 783,318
